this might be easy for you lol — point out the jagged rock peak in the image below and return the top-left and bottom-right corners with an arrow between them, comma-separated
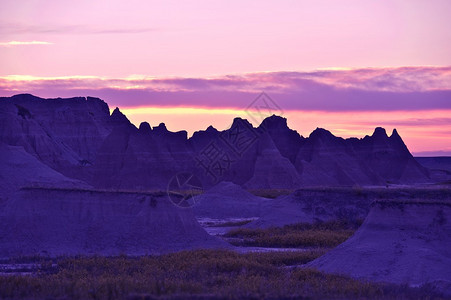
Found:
190,125 -> 218,140
153,123 -> 169,135
389,128 -> 408,149
309,127 -> 335,140
110,107 -> 131,126
155,122 -> 167,130
259,114 -> 288,129
111,107 -> 124,118
139,122 -> 152,133
391,128 -> 401,138
372,127 -> 388,138
206,125 -> 217,133
230,117 -> 254,129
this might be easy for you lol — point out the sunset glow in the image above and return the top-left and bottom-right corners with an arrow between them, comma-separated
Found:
1,0 -> 450,155
119,106 -> 451,155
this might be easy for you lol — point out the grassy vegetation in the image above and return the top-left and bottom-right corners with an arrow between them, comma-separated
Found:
0,250 -> 440,299
224,220 -> 363,248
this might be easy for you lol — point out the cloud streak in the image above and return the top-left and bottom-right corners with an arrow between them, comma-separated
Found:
0,22 -> 156,35
0,40 -> 53,47
1,66 -> 450,112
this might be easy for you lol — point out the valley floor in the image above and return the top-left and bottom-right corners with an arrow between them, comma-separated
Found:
1,215 -> 448,299
0,250 -> 443,300
1,186 -> 450,299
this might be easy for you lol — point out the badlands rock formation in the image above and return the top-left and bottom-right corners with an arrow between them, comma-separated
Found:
247,188 -> 372,228
0,188 -> 226,257
0,95 -> 227,257
0,94 -> 438,257
0,94 -> 431,190
248,187 -> 451,228
192,181 -> 267,219
416,157 -> 451,183
309,200 -> 451,293
0,143 -> 88,196
0,142 -> 226,257
0,94 -> 111,182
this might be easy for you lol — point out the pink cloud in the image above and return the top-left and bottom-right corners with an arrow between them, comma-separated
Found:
1,67 -> 451,112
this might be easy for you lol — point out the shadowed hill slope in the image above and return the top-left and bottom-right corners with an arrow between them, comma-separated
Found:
416,156 -> 451,183
308,200 -> 451,293
192,181 -> 268,219
0,188 -> 227,257
247,187 -> 451,228
0,137 -> 227,257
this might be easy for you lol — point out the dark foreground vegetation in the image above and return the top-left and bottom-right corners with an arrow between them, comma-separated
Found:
224,220 -> 363,248
0,250 -> 442,299
248,189 -> 294,199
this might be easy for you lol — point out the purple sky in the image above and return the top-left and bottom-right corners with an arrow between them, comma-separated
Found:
1,0 -> 451,77
0,1 -> 450,155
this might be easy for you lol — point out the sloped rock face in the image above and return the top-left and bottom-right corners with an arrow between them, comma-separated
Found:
294,128 -> 368,186
248,187 -> 451,228
0,95 -> 228,257
190,117 -> 261,187
192,181 -> 267,219
92,121 -> 191,190
244,133 -> 301,189
294,127 -> 429,186
351,128 -> 429,184
2,94 -> 111,162
309,201 -> 451,292
0,188 -> 227,257
0,94 -> 111,182
247,187 -> 373,228
0,143 -> 88,198
258,115 -> 305,164
415,157 -> 451,183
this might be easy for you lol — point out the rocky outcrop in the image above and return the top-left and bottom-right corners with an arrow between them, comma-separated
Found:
248,187 -> 451,228
0,188 -> 227,257
0,94 -> 442,258
192,181 -> 267,219
351,128 -> 429,184
247,187 -> 373,228
92,118 -> 191,190
0,94 -> 111,181
258,115 -> 305,164
309,200 -> 451,293
294,127 -> 430,186
244,132 -> 301,189
0,95 -> 229,257
0,94 -> 431,190
0,143 -> 88,197
415,157 -> 451,183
